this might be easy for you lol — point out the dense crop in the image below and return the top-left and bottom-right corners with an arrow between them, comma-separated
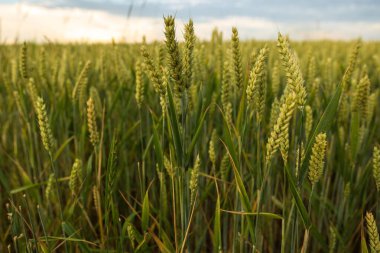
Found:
0,17 -> 380,252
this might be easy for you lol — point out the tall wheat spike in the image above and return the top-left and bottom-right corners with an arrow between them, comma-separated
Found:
209,130 -> 217,166
373,146 -> 380,191
328,226 -> 336,253
27,78 -> 38,109
72,60 -> 91,101
246,45 -> 268,122
87,97 -> 99,147
231,27 -> 243,89
183,19 -> 195,89
135,60 -> 144,108
45,173 -> 55,199
342,41 -> 361,91
266,92 -> 297,166
35,97 -> 55,154
20,41 -> 28,79
277,33 -> 307,109
164,16 -> 185,96
141,45 -> 162,93
353,71 -> 370,119
308,133 -> 327,185
271,60 -> 281,96
221,60 -> 231,111
69,159 -> 82,195
190,155 -> 200,205
305,105 -> 313,141
366,212 -> 380,253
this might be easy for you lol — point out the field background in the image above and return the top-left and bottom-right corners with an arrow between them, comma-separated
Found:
0,19 -> 380,252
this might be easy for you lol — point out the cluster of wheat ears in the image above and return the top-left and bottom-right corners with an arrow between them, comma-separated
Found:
0,16 -> 380,252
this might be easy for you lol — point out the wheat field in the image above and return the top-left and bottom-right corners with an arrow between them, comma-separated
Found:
1,17 -> 380,252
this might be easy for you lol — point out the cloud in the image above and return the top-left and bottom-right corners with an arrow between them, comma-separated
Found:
31,0 -> 380,22
0,3 -> 162,43
0,3 -> 380,43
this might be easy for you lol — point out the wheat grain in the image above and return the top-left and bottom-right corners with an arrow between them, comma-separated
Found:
308,133 -> 327,185
366,212 -> 380,253
87,97 -> 99,147
266,92 -> 297,166
36,97 -> 55,153
231,27 -> 243,89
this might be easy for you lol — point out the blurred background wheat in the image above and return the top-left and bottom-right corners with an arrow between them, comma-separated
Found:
1,1 -> 380,252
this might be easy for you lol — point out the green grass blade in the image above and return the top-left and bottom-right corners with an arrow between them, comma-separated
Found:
213,196 -> 221,253
350,111 -> 360,160
151,116 -> 164,169
166,84 -> 183,166
141,190 -> 150,231
299,82 -> 342,185
284,165 -> 328,250
186,107 -> 209,163
221,115 -> 256,242
62,222 -> 91,252
53,136 -> 74,161
220,209 -> 283,220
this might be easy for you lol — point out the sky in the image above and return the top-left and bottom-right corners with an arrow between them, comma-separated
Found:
0,0 -> 380,43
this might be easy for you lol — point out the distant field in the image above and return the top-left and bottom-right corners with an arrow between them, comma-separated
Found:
1,16 -> 380,252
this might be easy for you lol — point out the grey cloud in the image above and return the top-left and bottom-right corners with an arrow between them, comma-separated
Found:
27,0 -> 380,23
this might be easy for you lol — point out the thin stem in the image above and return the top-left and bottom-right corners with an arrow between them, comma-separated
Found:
37,205 -> 50,252
281,162 -> 287,253
138,108 -> 146,195
22,195 -> 38,253
49,153 -> 68,253
172,177 -> 178,253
